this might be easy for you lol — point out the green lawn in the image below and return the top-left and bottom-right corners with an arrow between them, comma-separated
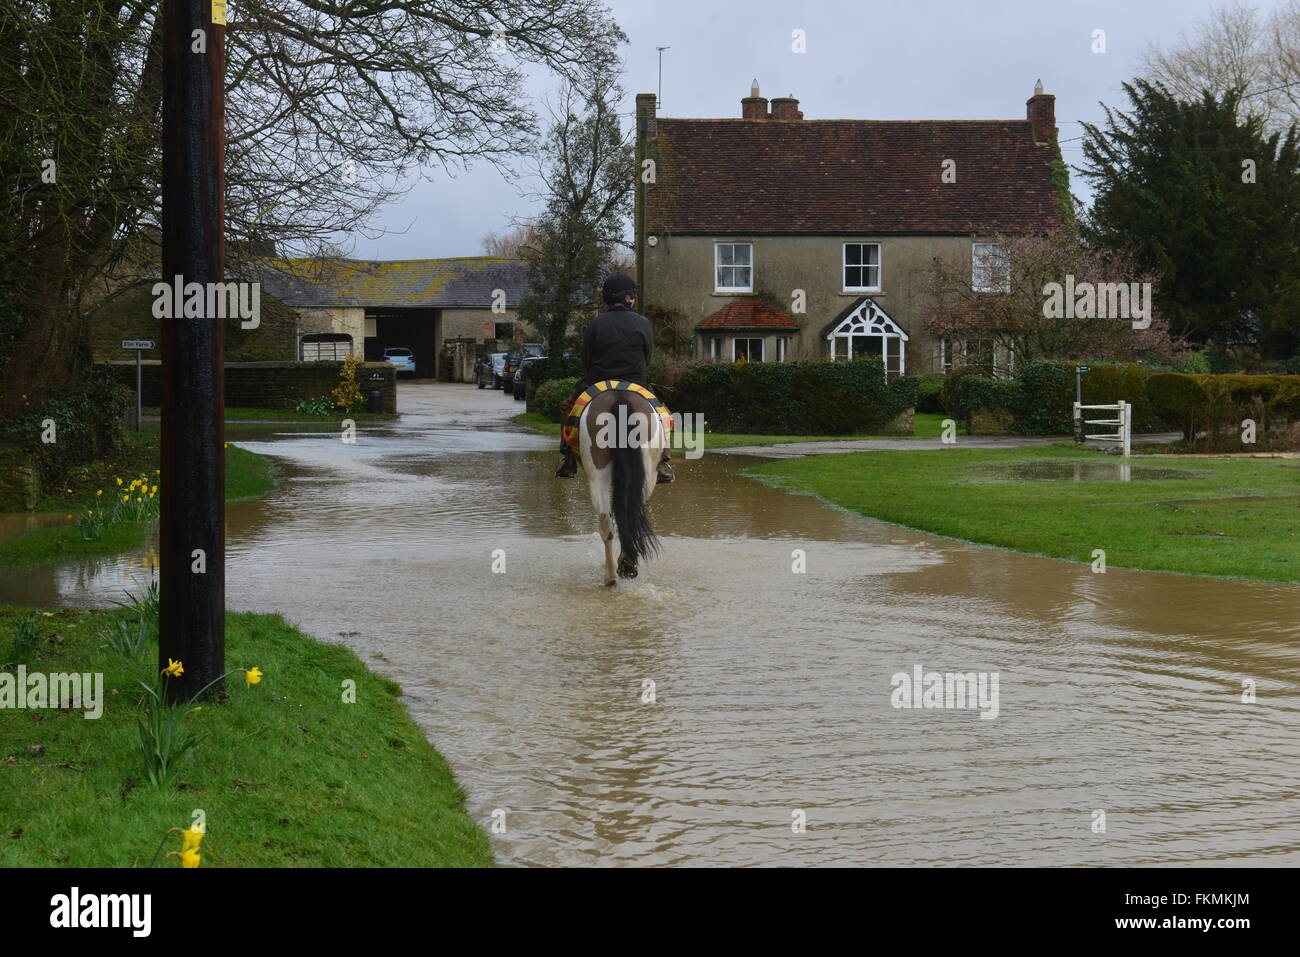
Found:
513,411 -> 963,449
1,431 -> 276,571
748,444 -> 1300,582
0,606 -> 492,867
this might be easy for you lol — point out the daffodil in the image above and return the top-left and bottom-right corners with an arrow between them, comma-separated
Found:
163,659 -> 184,677
180,847 -> 200,868
96,489 -> 103,497
116,477 -> 123,486
243,667 -> 263,687
182,824 -> 204,852
122,495 -> 129,502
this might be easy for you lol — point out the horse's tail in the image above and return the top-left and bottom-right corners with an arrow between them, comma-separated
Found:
610,394 -> 660,564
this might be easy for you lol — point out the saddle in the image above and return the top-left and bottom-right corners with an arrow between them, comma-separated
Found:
562,380 -> 673,451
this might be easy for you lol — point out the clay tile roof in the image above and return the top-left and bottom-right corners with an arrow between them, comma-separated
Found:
697,300 -> 799,331
649,119 -> 1063,234
250,257 -> 529,309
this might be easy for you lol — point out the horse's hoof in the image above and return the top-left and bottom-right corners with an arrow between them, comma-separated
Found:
617,556 -> 638,579
604,578 -> 617,587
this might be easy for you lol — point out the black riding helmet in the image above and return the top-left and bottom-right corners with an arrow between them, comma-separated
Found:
601,273 -> 638,304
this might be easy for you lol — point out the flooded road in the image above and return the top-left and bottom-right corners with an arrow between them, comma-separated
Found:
4,383 -> 1300,866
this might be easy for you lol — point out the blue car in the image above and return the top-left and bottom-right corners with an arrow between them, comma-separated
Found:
382,347 -> 416,376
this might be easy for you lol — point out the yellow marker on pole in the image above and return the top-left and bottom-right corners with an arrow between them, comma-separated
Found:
212,1 -> 227,25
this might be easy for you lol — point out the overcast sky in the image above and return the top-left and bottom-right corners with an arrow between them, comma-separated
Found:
348,0 -> 1288,261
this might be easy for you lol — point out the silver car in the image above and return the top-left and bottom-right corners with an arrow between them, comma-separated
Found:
477,352 -> 507,389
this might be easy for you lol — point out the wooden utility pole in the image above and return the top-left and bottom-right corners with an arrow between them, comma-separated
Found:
158,0 -> 226,702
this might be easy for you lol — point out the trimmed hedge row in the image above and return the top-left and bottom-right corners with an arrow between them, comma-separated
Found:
671,356 -> 916,435
1148,373 -> 1300,444
533,377 -> 579,422
944,360 -> 1165,435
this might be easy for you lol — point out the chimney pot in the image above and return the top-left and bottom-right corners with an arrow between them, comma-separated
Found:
742,80 -> 769,119
1026,84 -> 1055,144
770,96 -> 801,121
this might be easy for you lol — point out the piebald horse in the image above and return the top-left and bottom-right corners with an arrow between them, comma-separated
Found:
577,388 -> 666,586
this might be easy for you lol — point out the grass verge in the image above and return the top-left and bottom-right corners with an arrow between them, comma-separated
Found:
513,410 -> 963,449
0,606 -> 492,867
748,444 -> 1300,582
1,432 -> 276,571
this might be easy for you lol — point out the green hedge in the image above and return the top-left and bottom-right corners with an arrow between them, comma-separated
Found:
672,357 -> 914,434
522,355 -> 583,388
2,366 -> 132,488
533,377 -> 579,423
942,360 -> 1164,435
914,372 -> 946,414
1147,373 -> 1300,445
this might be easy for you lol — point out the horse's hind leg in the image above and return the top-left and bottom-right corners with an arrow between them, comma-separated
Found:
598,511 -> 617,586
617,553 -> 637,579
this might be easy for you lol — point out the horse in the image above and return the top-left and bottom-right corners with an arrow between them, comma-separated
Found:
574,387 -> 667,586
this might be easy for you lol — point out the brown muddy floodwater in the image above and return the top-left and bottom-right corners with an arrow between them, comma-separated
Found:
4,410 -> 1300,866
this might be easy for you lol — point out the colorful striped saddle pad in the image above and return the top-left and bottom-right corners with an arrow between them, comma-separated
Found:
562,380 -> 673,451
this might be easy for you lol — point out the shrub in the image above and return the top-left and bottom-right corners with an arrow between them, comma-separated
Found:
2,366 -> 131,489
330,355 -> 364,412
523,355 -> 583,388
674,356 -> 905,434
913,373 -> 947,414
534,378 -> 578,423
1146,373 -> 1300,448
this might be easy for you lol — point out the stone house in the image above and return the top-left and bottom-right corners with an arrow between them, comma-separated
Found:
634,82 -> 1067,375
254,256 -> 531,379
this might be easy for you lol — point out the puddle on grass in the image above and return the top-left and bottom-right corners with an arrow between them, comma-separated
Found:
979,461 -> 1199,483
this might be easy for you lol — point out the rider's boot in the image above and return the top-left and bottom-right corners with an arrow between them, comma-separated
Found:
555,445 -> 578,478
656,449 -> 674,485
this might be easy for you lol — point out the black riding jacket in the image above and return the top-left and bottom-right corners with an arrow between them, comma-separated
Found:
577,303 -> 654,391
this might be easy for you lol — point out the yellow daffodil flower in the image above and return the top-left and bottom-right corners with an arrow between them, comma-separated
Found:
182,824 -> 204,852
244,667 -> 264,687
164,659 -> 184,677
180,847 -> 200,868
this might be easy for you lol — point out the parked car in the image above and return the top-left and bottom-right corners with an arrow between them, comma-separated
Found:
476,352 -> 506,389
382,347 -> 416,376
501,343 -> 544,390
512,355 -> 544,400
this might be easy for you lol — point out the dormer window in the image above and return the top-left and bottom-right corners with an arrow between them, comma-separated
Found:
715,243 -> 753,292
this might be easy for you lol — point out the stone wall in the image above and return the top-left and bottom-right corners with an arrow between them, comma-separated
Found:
102,360 -> 397,413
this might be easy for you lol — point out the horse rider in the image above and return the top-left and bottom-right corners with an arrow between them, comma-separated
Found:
555,273 -> 674,484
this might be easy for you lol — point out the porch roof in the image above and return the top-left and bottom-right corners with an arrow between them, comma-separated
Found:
697,299 -> 799,332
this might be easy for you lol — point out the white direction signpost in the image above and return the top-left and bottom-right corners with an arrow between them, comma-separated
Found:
122,339 -> 155,431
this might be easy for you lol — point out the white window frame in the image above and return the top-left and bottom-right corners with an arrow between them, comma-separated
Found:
940,338 -> 954,373
708,336 -> 720,360
843,242 -> 882,292
777,338 -> 787,362
732,337 -> 764,362
972,242 -> 1010,293
715,242 -> 754,293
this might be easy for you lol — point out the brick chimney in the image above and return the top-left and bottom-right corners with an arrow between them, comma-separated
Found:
1026,79 -> 1055,145
742,78 -> 769,119
770,95 -> 801,120
636,91 -> 657,139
